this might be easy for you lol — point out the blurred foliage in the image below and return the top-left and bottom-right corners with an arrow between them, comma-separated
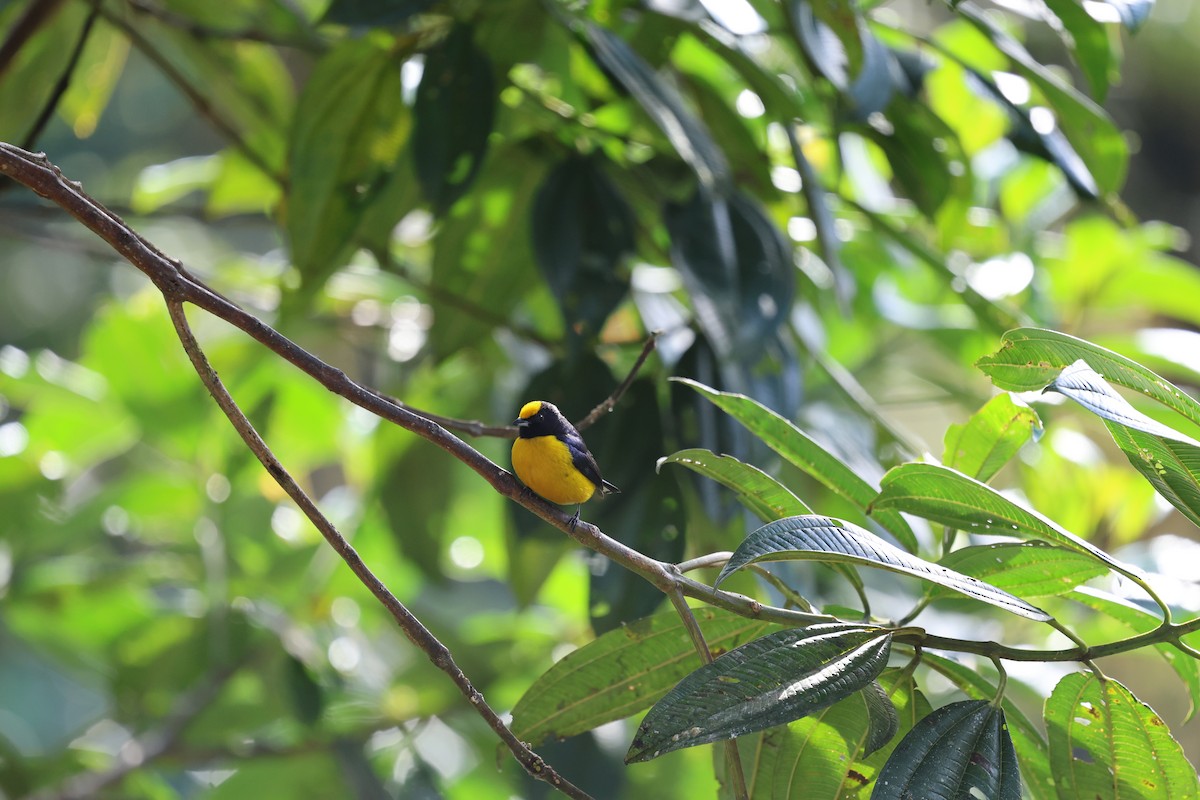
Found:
2,0 -> 1200,797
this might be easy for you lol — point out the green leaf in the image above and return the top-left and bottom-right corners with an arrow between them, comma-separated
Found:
320,0 -> 436,25
742,684 -> 892,799
932,542 -> 1107,600
1045,672 -> 1199,799
874,700 -> 1022,800
658,448 -> 814,521
510,607 -> 774,745
860,679 -> 900,756
715,516 -> 1050,621
531,154 -> 633,340
665,191 -> 794,356
1047,359 -> 1200,529
1043,0 -> 1116,101
865,99 -> 968,216
582,21 -> 730,191
626,624 -> 892,763
1069,587 -> 1200,722
920,654 -> 1053,800
676,378 -> 918,552
1047,359 -> 1200,445
287,38 -> 408,289
943,393 -> 1041,482
873,462 -> 1125,574
976,327 -> 1200,429
413,24 -> 496,213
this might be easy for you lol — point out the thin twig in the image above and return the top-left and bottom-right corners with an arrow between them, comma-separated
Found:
162,299 -> 590,799
664,585 -> 749,800
575,331 -> 659,431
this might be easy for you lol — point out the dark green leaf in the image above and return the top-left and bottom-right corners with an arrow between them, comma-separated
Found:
283,655 -> 324,726
933,542 -> 1107,600
320,0 -> 436,26
582,21 -> 730,191
715,516 -> 1050,621
665,190 -> 794,356
413,24 -> 495,213
510,607 -> 775,745
861,679 -> 899,757
676,378 -> 919,552
1045,672 -> 1198,799
531,155 -> 633,340
977,327 -> 1200,428
658,448 -> 813,521
943,393 -> 1041,482
625,624 -> 892,763
865,100 -> 968,216
919,654 -> 1052,800
287,39 -> 408,289
874,700 -> 1021,800
873,462 -> 1126,574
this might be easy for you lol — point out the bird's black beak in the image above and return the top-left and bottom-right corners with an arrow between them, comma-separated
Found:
513,418 -> 525,427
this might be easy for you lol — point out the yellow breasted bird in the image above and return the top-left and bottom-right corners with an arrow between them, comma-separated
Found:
511,400 -> 620,529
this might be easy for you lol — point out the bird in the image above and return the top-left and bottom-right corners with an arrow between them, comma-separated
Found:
511,400 -> 620,530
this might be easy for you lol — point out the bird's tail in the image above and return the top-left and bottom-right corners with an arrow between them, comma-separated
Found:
601,480 -> 621,495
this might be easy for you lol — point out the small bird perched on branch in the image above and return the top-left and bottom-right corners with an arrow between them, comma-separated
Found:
511,400 -> 620,529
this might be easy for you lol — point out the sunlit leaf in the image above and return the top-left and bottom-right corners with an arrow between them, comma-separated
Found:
715,516 -> 1050,621
932,542 -> 1107,600
1045,672 -> 1199,799
626,624 -> 892,763
873,462 -> 1126,574
1047,360 -> 1200,529
977,328 -> 1200,429
658,448 -> 814,521
676,379 -> 918,552
943,393 -> 1041,482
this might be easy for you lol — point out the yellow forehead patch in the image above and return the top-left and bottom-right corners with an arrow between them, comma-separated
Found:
518,400 -> 543,420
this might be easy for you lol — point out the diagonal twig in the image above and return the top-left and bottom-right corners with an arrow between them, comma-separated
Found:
162,299 -> 591,799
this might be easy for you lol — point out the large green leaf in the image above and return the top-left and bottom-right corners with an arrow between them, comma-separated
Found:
626,624 -> 892,762
582,21 -> 730,191
287,38 -> 408,289
531,154 -> 633,340
1047,359 -> 1200,529
943,393 -> 1041,482
510,607 -> 774,745
665,190 -> 794,357
874,700 -> 1022,800
676,379 -> 918,552
658,448 -> 814,521
714,516 -> 1050,621
1045,672 -> 1198,799
920,653 -> 1052,800
1043,0 -> 1116,101
320,0 -> 436,25
413,24 -> 496,213
977,328 -> 1200,429
872,462 -> 1125,573
932,542 -> 1107,601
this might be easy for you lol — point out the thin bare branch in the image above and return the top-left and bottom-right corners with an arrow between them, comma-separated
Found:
163,299 -> 591,799
575,331 -> 659,431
